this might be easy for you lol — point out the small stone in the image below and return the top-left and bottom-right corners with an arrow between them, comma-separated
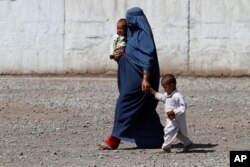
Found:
53,152 -> 57,155
71,131 -> 78,134
209,109 -> 213,112
216,126 -> 224,129
19,152 -> 23,156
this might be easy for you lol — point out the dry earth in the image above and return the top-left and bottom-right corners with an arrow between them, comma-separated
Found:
0,76 -> 249,167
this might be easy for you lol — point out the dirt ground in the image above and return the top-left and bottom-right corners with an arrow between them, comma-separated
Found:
0,76 -> 249,167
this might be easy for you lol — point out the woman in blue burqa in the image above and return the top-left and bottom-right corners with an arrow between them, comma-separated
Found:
98,7 -> 164,149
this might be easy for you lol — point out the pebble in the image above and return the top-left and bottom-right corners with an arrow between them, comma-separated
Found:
216,126 -> 224,129
38,131 -> 44,134
71,131 -> 78,134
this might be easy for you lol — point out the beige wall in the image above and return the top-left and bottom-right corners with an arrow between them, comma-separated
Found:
0,0 -> 250,76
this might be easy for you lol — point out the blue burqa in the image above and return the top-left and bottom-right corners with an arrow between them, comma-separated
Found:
112,7 -> 164,148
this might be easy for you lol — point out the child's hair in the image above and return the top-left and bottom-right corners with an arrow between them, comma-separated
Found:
161,74 -> 176,85
117,18 -> 127,26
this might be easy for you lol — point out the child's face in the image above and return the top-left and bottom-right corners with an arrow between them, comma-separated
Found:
117,22 -> 127,36
162,83 -> 176,94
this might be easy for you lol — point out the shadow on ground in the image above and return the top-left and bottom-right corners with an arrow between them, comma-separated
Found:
120,143 -> 218,154
173,142 -> 218,153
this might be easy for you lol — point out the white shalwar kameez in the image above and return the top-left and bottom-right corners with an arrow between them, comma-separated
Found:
109,34 -> 126,55
155,90 -> 192,149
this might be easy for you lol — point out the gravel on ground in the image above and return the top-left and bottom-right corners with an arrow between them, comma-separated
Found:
0,76 -> 249,167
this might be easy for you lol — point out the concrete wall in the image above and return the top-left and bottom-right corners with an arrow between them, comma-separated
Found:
0,0 -> 64,74
0,0 -> 250,76
189,0 -> 250,76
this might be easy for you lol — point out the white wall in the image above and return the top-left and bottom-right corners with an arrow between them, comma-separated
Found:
0,0 -> 64,74
64,0 -> 189,74
0,0 -> 250,76
190,0 -> 250,76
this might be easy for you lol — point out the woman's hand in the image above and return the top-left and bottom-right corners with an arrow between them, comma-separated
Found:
113,50 -> 123,62
142,72 -> 151,92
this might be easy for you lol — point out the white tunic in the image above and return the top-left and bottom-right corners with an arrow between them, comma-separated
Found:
155,90 -> 189,139
109,34 -> 126,55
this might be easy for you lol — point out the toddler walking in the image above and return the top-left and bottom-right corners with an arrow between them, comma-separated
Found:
150,74 -> 192,153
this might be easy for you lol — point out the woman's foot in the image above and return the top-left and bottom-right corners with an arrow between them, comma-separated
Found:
97,143 -> 114,150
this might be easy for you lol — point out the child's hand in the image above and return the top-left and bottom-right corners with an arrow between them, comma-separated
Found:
149,88 -> 156,95
166,110 -> 175,120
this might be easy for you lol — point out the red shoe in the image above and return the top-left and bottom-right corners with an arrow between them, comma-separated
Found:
105,135 -> 120,149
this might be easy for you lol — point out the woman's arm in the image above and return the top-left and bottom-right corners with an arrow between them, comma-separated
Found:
141,72 -> 151,92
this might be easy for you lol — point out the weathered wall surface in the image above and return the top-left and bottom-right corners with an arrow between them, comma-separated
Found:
64,0 -> 189,74
189,0 -> 250,76
0,0 -> 250,76
0,0 -> 64,74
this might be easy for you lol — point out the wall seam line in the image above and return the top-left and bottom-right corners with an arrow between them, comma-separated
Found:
187,0 -> 191,73
63,0 -> 66,73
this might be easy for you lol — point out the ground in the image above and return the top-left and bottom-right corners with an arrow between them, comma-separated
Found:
0,76 -> 249,167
